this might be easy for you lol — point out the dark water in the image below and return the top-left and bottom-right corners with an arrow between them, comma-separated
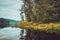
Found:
0,27 -> 26,40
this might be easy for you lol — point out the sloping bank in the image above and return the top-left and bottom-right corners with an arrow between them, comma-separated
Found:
13,21 -> 60,40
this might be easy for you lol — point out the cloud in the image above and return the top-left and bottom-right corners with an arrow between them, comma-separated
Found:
0,0 -> 23,20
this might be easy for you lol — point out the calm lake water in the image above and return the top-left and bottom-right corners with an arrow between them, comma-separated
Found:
0,27 -> 26,40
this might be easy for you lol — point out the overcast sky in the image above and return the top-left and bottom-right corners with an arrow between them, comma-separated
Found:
0,0 -> 23,20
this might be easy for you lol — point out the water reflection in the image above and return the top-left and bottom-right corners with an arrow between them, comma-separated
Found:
20,29 -> 26,40
0,27 -> 21,40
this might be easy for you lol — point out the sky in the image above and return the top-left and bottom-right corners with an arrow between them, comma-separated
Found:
0,0 -> 23,20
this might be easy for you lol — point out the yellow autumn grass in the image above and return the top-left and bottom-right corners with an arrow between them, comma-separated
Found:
13,21 -> 60,33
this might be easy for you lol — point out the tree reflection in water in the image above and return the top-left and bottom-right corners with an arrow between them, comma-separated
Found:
20,29 -> 26,40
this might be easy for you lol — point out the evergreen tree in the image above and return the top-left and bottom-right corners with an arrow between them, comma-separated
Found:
21,0 -> 60,23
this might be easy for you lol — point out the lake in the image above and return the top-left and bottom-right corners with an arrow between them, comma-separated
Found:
0,18 -> 26,40
0,27 -> 26,40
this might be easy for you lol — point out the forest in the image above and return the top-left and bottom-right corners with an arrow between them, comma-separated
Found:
20,0 -> 60,23
14,0 -> 60,40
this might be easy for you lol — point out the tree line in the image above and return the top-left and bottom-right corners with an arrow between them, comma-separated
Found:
20,0 -> 60,23
0,18 -> 9,28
